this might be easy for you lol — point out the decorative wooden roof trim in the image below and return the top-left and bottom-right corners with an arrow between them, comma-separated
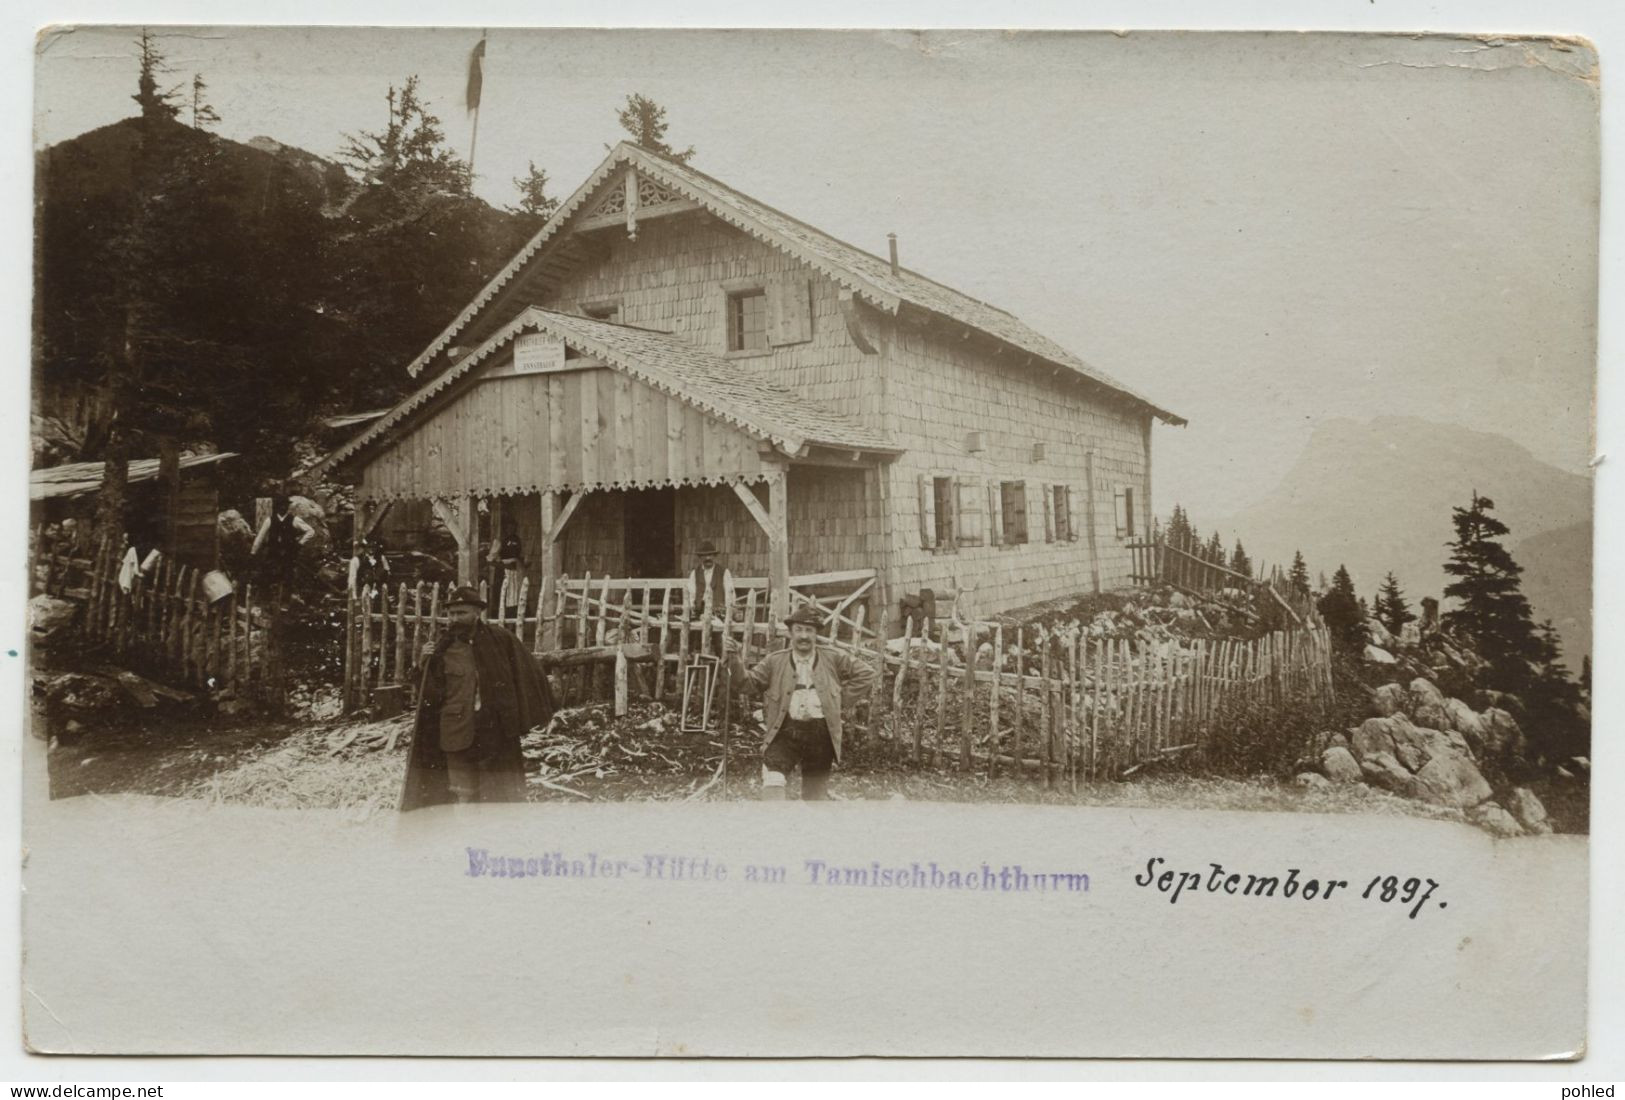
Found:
356,469 -> 771,505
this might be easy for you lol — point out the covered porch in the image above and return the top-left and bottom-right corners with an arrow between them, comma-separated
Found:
324,307 -> 899,709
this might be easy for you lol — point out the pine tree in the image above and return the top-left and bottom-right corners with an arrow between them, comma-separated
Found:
616,93 -> 696,163
131,29 -> 182,122
509,160 -> 559,219
1373,571 -> 1416,637
1289,551 -> 1311,598
1317,564 -> 1365,649
339,76 -> 469,195
1204,531 -> 1224,563
1441,492 -> 1548,692
190,73 -> 221,130
1229,540 -> 1253,581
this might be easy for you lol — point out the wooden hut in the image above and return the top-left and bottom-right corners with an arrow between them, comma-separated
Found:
319,143 -> 1182,634
30,452 -> 237,569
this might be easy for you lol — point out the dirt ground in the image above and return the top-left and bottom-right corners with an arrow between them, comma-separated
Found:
40,694 -> 1588,833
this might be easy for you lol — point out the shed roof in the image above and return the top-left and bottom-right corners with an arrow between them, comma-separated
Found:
322,307 -> 898,476
405,143 -> 1185,426
31,452 -> 237,502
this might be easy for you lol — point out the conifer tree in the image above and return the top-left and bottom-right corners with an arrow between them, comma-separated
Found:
190,73 -> 221,130
1288,551 -> 1311,598
339,76 -> 469,195
616,93 -> 696,163
1374,571 -> 1416,637
509,160 -> 559,219
1316,564 -> 1365,649
1441,492 -> 1549,692
1229,540 -> 1253,581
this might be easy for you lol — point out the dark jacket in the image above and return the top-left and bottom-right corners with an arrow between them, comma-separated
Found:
398,621 -> 556,811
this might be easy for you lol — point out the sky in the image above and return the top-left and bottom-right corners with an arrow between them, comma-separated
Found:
32,26 -> 1601,523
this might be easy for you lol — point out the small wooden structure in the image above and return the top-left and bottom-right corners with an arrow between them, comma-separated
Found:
30,452 -> 237,570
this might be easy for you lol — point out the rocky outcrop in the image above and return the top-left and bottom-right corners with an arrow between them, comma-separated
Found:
1320,746 -> 1363,784
1507,787 -> 1553,835
1468,801 -> 1523,838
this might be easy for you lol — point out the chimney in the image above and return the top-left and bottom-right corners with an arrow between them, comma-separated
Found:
887,233 -> 899,277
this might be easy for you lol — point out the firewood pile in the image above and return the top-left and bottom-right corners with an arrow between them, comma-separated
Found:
521,700 -> 741,799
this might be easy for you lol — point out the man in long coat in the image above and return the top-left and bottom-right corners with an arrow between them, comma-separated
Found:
399,585 -> 555,810
725,605 -> 876,800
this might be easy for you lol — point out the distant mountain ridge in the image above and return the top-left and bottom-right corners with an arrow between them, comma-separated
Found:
1218,415 -> 1592,663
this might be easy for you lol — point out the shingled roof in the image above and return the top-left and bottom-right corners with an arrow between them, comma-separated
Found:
323,307 -> 898,474
405,142 -> 1184,426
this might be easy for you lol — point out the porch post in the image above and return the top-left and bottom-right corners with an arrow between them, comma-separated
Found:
767,467 -> 790,627
430,495 -> 480,586
540,491 -> 561,650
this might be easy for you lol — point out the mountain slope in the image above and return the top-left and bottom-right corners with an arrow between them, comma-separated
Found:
1219,415 -> 1591,662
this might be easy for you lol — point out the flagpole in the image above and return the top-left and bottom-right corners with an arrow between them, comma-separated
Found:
466,29 -> 487,190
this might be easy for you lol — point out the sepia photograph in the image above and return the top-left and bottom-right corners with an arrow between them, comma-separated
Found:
17,21 -> 1602,1061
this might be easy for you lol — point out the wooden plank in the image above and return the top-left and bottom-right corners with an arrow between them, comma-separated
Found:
579,370 -> 600,487
675,580 -> 691,696
1040,630 -> 1054,787
863,604 -> 885,740
1090,637 -> 1103,781
654,585 -> 673,699
767,469 -> 789,625
891,616 -> 915,742
987,625 -> 1003,777
394,582 -> 409,685
932,626 -> 950,767
1011,628 -> 1025,773
359,585 -> 374,702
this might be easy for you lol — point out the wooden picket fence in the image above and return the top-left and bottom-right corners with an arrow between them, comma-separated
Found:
856,618 -> 1336,783
74,535 -> 281,702
346,556 -> 1334,782
344,568 -> 878,711
1128,526 -> 1320,626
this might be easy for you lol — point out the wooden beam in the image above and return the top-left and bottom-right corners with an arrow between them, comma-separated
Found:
361,499 -> 395,539
540,492 -> 561,651
767,468 -> 789,626
547,490 -> 585,544
730,481 -> 775,538
1084,450 -> 1102,595
430,495 -> 479,584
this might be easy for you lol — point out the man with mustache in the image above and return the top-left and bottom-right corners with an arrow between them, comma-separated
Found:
725,605 -> 876,801
399,585 -> 556,810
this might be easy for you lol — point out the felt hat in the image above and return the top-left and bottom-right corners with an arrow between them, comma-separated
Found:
446,584 -> 486,609
783,605 -> 824,629
695,540 -> 719,556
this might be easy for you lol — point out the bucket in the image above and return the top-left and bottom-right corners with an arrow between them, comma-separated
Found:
202,570 -> 235,605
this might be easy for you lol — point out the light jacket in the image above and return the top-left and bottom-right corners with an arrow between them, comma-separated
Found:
730,644 -> 877,763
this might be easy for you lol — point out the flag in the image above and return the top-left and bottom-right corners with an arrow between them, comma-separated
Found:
466,37 -> 485,113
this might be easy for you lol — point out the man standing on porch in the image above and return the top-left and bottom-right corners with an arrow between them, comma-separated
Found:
399,585 -> 555,810
684,540 -> 736,622
724,605 -> 876,801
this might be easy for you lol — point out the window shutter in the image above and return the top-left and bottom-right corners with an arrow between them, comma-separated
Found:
1065,485 -> 1079,541
918,473 -> 937,549
1114,487 -> 1128,538
988,482 -> 1004,546
768,275 -> 813,347
1043,482 -> 1056,542
957,477 -> 984,546
1016,480 -> 1032,544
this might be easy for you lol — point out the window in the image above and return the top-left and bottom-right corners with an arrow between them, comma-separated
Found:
581,301 -> 621,323
956,478 -> 985,546
1000,481 -> 1028,545
933,476 -> 956,548
726,289 -> 768,352
1114,486 -> 1137,539
1052,484 -> 1069,542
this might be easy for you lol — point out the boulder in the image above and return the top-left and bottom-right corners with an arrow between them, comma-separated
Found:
28,594 -> 78,646
1413,701 -> 1451,734
1468,801 -> 1524,838
1480,708 -> 1525,761
1320,746 -> 1364,784
1359,751 -> 1420,797
1413,752 -> 1493,810
1371,683 -> 1409,717
1367,620 -> 1397,648
1507,788 -> 1553,835
1443,698 -> 1488,751
1409,677 -> 1447,711
1294,772 -> 1331,790
1399,621 -> 1422,646
1363,644 -> 1398,665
